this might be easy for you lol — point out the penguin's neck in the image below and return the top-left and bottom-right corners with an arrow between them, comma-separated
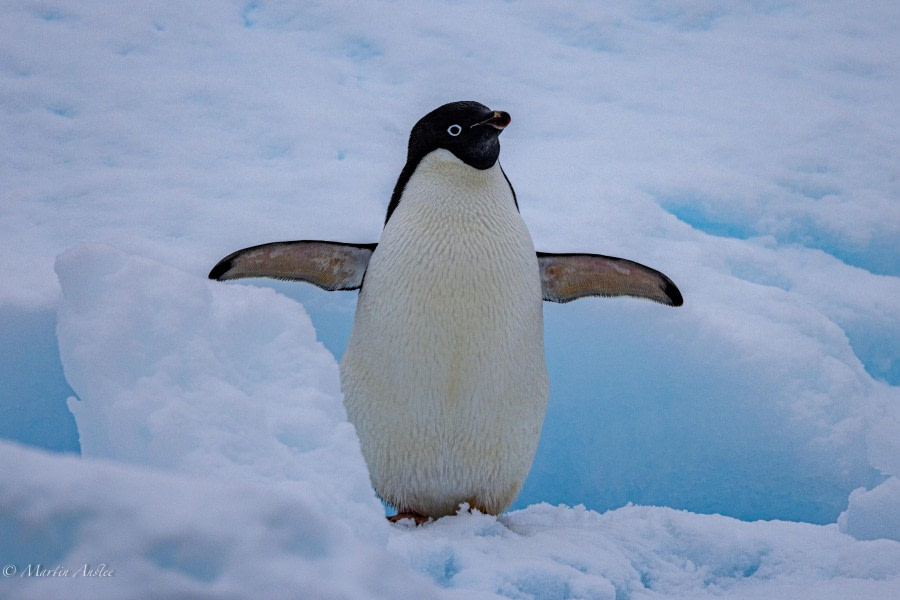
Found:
386,149 -> 517,233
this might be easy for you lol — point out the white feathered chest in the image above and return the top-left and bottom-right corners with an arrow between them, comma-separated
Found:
340,149 -> 549,518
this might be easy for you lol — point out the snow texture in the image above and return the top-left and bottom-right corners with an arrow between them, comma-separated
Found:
1,0 -> 899,597
2,244 -> 897,598
3,440 -> 900,599
1,441 -> 434,600
839,477 -> 900,543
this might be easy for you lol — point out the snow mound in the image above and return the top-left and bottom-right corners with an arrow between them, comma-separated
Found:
839,477 -> 900,543
838,397 -> 900,542
54,243 -> 384,540
0,441 -> 435,600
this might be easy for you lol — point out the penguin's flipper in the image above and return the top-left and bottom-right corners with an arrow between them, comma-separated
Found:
209,241 -> 377,291
538,252 -> 683,307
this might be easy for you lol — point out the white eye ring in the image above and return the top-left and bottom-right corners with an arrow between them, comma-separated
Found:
447,124 -> 462,136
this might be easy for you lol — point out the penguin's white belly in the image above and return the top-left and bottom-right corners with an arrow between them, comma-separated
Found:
340,150 -> 549,517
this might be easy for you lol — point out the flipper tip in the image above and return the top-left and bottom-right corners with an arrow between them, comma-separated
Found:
208,259 -> 232,281
665,280 -> 684,307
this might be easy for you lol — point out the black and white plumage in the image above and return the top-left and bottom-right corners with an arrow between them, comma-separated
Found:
210,101 -> 682,522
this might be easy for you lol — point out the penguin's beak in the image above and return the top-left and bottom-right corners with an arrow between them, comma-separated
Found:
473,111 -> 511,131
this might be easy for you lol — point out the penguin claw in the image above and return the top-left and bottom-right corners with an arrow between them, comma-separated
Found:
387,512 -> 431,526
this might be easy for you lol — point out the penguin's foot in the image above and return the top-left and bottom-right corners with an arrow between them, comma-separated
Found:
387,511 -> 430,526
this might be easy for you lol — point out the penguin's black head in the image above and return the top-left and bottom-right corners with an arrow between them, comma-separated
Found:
384,101 -> 513,225
407,101 -> 510,171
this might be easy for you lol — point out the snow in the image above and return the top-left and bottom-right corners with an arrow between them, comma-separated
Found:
839,477 -> 900,543
4,439 -> 900,599
391,503 -> 900,600
2,0 -> 900,597
0,441 -> 434,600
54,244 -> 353,485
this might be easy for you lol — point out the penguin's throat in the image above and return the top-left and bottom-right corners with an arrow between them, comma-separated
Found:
406,150 -> 507,210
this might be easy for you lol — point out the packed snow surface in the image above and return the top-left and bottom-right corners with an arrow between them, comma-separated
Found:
2,0 -> 899,597
5,440 -> 900,599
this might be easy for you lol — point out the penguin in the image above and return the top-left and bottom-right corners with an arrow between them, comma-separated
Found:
209,101 -> 682,523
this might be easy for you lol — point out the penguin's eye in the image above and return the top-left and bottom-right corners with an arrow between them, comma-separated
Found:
447,124 -> 462,137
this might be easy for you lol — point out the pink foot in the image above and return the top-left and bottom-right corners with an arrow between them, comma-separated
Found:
387,511 -> 430,525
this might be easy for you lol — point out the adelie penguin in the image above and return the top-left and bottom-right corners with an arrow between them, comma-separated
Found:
210,101 -> 683,524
